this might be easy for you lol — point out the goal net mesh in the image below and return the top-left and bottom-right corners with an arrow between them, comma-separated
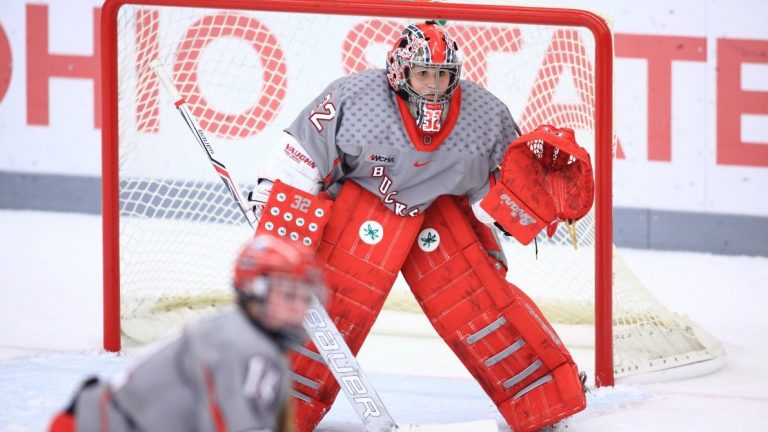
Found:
108,1 -> 724,380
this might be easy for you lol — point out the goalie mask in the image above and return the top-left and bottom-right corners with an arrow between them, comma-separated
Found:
234,235 -> 326,347
386,21 -> 462,132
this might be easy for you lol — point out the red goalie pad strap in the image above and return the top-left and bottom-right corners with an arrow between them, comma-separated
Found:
402,196 -> 585,431
481,124 -> 594,243
290,181 -> 424,432
498,362 -> 586,432
255,179 -> 333,250
458,195 -> 507,277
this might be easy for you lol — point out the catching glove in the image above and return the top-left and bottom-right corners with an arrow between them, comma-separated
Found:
480,125 -> 594,245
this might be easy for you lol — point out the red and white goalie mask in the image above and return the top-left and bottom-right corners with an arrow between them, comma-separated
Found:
386,21 -> 462,132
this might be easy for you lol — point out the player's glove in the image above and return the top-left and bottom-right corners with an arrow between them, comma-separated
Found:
480,125 -> 594,245
247,179 -> 274,220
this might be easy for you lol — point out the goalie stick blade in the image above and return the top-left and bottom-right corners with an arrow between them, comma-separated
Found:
398,419 -> 499,432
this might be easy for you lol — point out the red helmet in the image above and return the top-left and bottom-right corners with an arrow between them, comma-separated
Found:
386,21 -> 462,105
234,235 -> 324,302
234,235 -> 325,346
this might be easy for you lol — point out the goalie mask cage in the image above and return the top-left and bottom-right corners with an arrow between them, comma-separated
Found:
101,0 -> 724,387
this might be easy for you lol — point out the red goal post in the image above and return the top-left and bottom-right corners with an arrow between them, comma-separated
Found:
101,0 -> 615,384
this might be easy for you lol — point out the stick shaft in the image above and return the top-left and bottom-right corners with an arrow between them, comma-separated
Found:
151,60 -> 258,227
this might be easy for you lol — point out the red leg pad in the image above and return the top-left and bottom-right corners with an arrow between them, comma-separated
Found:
498,362 -> 586,431
402,196 -> 585,431
293,398 -> 331,432
458,196 -> 507,277
291,181 -> 424,431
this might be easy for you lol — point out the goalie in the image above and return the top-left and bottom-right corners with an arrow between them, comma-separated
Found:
250,21 -> 594,432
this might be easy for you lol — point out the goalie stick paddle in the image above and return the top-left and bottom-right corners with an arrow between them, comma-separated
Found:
151,60 -> 498,432
303,297 -> 398,432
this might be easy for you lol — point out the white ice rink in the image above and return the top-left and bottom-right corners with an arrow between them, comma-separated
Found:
1,210 -> 767,431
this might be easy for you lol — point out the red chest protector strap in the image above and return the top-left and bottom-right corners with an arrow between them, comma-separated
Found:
401,196 -> 586,432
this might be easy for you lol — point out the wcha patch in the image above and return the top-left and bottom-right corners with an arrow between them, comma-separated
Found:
368,153 -> 397,165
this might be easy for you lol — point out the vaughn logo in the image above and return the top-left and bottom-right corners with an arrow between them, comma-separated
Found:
368,153 -> 396,165
283,142 -> 317,169
500,193 -> 536,226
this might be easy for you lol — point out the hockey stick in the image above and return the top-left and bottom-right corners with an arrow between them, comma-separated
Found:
149,61 -> 259,229
150,60 -> 497,432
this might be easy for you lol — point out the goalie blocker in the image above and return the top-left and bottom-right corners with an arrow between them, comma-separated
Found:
255,179 -> 334,248
258,180 -> 587,432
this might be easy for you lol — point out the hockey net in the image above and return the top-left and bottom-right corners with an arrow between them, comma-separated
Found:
102,0 -> 724,384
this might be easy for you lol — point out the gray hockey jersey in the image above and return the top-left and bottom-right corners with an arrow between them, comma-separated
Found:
72,308 -> 290,432
286,69 -> 519,217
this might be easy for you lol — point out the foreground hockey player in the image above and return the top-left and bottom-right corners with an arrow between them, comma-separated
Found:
49,235 -> 326,432
249,21 -> 593,431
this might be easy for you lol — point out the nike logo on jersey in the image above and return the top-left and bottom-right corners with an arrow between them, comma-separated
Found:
413,161 -> 432,168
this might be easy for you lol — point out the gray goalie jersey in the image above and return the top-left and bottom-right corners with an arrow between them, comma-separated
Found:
286,69 -> 519,217
71,308 -> 290,432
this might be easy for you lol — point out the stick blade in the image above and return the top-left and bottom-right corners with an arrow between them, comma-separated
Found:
399,419 -> 499,432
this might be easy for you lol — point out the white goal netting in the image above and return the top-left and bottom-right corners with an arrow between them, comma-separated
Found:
105,0 -> 724,381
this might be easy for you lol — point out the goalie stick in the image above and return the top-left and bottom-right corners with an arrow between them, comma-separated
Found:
151,60 -> 497,432
149,61 -> 258,229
